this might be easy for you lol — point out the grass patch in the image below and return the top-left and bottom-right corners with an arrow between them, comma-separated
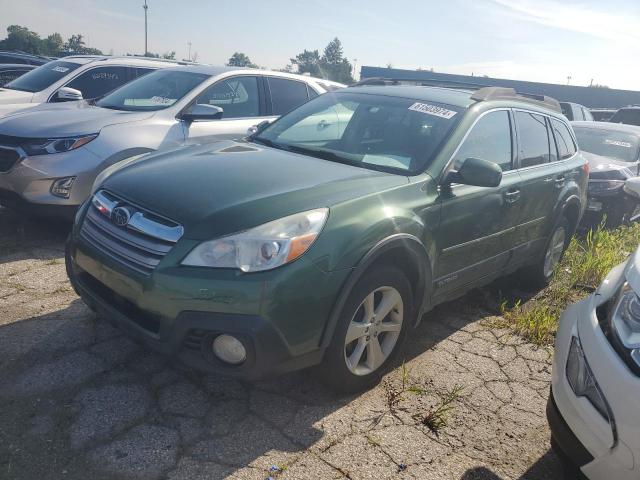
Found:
498,222 -> 640,346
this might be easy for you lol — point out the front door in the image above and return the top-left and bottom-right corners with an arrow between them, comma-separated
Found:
433,109 -> 522,296
183,75 -> 274,143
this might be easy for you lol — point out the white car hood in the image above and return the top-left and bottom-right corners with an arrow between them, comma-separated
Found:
0,88 -> 34,104
0,102 -> 42,118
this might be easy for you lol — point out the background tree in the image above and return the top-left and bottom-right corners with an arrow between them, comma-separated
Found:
227,52 -> 257,68
0,25 -> 44,54
319,38 -> 354,84
43,33 -> 63,56
290,49 -> 321,77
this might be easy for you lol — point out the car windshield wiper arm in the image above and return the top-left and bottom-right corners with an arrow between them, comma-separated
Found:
284,144 -> 358,165
250,136 -> 292,152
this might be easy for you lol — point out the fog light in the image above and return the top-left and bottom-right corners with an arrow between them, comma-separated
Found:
51,176 -> 76,198
212,334 -> 246,365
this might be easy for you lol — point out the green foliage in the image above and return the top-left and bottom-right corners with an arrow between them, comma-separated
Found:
144,51 -> 176,60
226,52 -> 257,68
290,38 -> 354,83
417,385 -> 464,435
499,222 -> 640,345
0,25 -> 103,57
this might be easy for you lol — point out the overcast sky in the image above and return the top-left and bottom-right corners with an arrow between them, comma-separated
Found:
2,0 -> 639,90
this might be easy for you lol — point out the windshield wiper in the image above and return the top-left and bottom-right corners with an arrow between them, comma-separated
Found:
250,136 -> 292,152
284,144 -> 360,166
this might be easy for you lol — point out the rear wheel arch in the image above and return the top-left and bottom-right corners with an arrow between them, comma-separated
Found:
560,195 -> 582,237
320,234 -> 432,349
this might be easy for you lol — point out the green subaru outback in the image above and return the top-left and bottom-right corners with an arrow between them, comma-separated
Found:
66,83 -> 588,391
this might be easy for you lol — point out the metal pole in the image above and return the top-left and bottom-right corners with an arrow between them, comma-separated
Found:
143,0 -> 148,56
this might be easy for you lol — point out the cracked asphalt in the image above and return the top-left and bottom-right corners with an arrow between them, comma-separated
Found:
0,206 -> 564,480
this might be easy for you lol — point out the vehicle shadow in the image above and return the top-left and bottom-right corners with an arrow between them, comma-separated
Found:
461,448 -> 564,479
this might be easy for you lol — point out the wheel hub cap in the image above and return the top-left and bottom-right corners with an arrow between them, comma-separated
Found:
344,286 -> 404,376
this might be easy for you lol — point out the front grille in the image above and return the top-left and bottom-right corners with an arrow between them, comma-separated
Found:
0,147 -> 20,172
80,190 -> 183,275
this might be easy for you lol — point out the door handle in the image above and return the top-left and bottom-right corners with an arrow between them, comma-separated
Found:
504,189 -> 521,204
543,177 -> 554,183
555,176 -> 566,188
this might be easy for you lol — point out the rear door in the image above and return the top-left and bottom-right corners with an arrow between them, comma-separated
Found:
433,109 -> 522,294
182,75 -> 273,142
55,66 -> 136,101
265,76 -> 313,116
510,110 -> 567,261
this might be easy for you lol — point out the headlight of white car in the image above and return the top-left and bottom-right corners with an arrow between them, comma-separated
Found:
611,282 -> 640,352
181,208 -> 329,272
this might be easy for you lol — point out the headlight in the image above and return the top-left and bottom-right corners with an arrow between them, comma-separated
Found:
588,179 -> 625,194
181,208 -> 329,272
22,134 -> 97,156
566,336 -> 613,423
611,282 -> 640,353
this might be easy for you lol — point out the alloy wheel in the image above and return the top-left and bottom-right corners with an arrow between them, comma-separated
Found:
543,226 -> 566,278
344,286 -> 404,376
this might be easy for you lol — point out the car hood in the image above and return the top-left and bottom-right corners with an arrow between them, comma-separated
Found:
0,101 -> 155,137
584,151 -> 636,179
0,102 -> 46,119
102,140 -> 409,240
0,88 -> 33,104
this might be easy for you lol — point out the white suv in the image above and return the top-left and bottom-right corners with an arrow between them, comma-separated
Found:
550,244 -> 640,479
0,65 -> 344,217
0,55 -> 183,115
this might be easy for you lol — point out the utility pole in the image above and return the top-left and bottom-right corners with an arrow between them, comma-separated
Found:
352,58 -> 358,80
143,0 -> 148,56
188,42 -> 192,62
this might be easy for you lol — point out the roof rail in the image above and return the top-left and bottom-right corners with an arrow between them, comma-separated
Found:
471,87 -> 561,112
350,76 -> 487,89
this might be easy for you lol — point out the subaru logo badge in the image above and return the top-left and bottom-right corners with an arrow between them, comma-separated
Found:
112,206 -> 131,227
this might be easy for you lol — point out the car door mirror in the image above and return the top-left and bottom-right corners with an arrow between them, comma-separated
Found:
56,87 -> 83,102
444,157 -> 502,188
247,120 -> 272,137
180,104 -> 224,122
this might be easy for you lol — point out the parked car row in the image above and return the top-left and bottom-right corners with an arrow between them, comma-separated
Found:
0,54 -> 637,479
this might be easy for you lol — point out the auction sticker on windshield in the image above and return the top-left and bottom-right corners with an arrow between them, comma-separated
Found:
52,66 -> 70,73
605,139 -> 633,148
408,102 -> 457,119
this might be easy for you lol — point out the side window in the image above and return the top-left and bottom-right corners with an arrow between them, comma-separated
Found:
550,119 -> 577,160
515,111 -> 551,168
64,66 -> 131,100
582,107 -> 594,121
576,105 -> 586,121
268,77 -> 309,115
195,76 -> 260,118
452,110 -> 512,172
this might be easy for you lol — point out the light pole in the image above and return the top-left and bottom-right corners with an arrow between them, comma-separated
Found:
353,58 -> 358,81
188,42 -> 192,62
566,75 -> 572,85
143,0 -> 148,56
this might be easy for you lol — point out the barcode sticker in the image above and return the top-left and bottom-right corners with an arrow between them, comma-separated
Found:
408,102 -> 457,119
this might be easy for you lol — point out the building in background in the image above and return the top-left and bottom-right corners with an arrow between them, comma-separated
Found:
360,66 -> 640,109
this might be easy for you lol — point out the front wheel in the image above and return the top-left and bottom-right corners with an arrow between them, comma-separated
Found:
318,265 -> 413,393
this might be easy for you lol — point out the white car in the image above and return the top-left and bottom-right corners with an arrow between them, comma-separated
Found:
0,65 -> 344,217
0,55 -> 183,116
549,245 -> 640,479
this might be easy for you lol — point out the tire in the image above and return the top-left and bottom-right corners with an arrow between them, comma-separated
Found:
318,264 -> 413,393
521,217 -> 570,289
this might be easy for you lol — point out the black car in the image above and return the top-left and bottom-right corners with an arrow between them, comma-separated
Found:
590,108 -> 616,122
572,121 -> 640,227
609,106 -> 640,127
560,102 -> 594,121
0,64 -> 35,87
0,51 -> 52,66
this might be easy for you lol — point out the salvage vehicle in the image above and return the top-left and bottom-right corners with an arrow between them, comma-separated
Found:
66,83 -> 588,391
0,66 -> 343,217
548,245 -> 640,480
0,64 -> 35,87
0,55 -> 180,114
560,102 -> 594,122
573,121 -> 640,227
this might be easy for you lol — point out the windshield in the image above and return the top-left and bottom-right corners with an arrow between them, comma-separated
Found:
609,109 -> 640,126
4,60 -> 81,92
253,92 -> 463,174
574,127 -> 640,162
96,70 -> 209,111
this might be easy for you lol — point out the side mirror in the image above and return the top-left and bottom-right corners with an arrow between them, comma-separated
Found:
247,120 -> 272,137
624,177 -> 640,199
444,157 -> 502,188
180,104 -> 224,122
56,87 -> 83,102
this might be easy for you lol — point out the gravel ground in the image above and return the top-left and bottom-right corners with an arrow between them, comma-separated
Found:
0,206 -> 564,480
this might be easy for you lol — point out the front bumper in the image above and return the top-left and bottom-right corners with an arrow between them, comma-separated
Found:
0,146 -> 103,210
551,295 -> 640,479
66,217 -> 349,379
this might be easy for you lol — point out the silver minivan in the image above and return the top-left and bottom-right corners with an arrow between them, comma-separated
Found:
0,66 -> 344,217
